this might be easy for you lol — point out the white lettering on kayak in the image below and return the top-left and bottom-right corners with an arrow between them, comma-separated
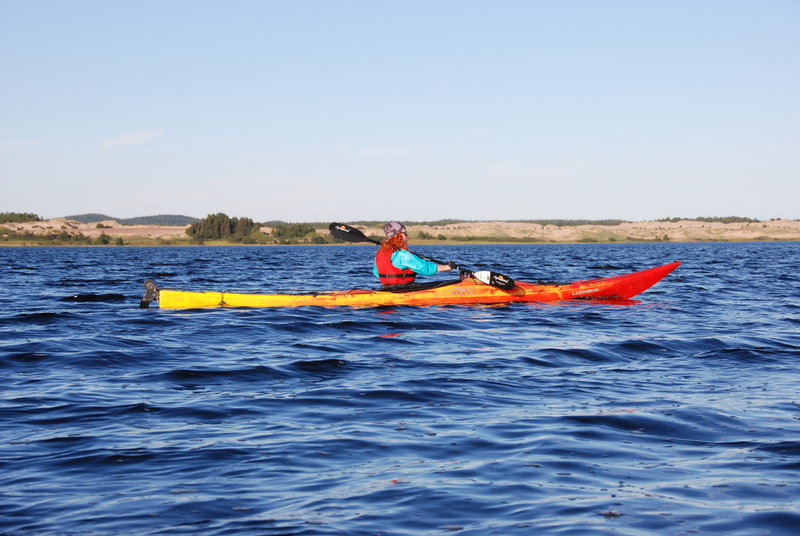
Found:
452,288 -> 478,295
572,288 -> 600,296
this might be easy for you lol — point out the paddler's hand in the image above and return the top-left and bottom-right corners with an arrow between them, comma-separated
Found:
437,261 -> 458,272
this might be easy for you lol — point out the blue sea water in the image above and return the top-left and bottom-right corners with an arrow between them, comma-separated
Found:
1,242 -> 799,535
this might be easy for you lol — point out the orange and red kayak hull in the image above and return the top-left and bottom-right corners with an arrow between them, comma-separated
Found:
154,261 -> 680,309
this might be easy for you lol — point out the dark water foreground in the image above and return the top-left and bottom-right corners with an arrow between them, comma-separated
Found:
1,243 -> 799,535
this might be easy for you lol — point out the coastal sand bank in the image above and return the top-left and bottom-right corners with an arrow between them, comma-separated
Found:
4,218 -> 800,243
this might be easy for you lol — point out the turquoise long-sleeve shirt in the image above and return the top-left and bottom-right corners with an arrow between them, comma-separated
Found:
373,249 -> 439,280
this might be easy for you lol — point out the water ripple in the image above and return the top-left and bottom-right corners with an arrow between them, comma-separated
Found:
1,243 -> 799,535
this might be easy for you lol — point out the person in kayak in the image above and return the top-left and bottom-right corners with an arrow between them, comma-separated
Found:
373,221 -> 456,286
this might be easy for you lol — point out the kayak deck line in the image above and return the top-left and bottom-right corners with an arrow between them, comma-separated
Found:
141,261 -> 681,309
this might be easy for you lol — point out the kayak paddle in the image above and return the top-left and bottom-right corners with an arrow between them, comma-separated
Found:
328,222 -> 515,291
329,222 -> 383,246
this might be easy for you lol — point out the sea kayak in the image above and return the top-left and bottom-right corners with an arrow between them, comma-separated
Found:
143,261 -> 680,309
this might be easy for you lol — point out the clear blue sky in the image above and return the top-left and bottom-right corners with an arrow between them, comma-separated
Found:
2,0 -> 798,222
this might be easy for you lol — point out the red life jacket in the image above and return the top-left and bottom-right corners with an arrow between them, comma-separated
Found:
375,249 -> 416,285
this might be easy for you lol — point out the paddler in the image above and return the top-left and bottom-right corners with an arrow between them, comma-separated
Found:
373,221 -> 456,286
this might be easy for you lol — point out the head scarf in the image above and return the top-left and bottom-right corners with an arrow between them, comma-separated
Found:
383,221 -> 407,239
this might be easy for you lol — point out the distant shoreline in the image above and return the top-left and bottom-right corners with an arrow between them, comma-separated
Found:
2,217 -> 799,246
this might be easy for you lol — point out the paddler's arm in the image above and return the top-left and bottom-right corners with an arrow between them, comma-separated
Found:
391,250 -> 453,275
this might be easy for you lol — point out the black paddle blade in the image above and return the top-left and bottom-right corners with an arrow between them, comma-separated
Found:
489,272 -> 516,291
329,223 -> 381,244
470,270 -> 516,290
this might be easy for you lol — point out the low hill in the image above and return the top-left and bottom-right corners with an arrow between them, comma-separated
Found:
64,213 -> 113,223
119,215 -> 198,225
65,214 -> 198,225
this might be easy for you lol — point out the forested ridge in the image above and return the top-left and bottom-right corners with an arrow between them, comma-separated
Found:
64,214 -> 198,225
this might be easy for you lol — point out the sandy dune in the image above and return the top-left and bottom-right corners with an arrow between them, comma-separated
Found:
6,218 -> 189,240
6,217 -> 800,243
361,219 -> 800,243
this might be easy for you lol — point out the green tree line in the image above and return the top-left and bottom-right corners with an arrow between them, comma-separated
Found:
186,213 -> 263,243
0,228 -> 123,245
270,223 -> 328,243
0,212 -> 41,224
186,214 -> 333,244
